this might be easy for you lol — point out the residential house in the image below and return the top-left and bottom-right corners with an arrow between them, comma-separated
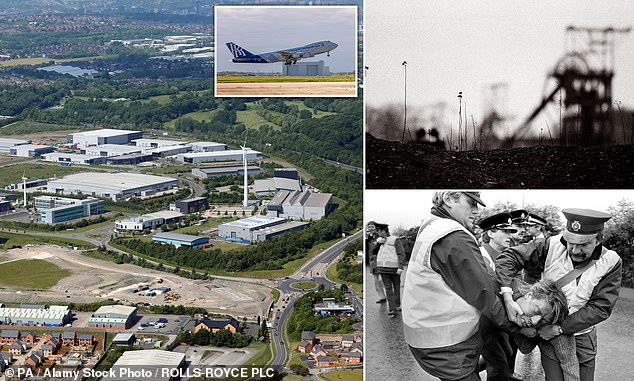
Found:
350,342 -> 363,354
341,334 -> 354,348
62,331 -> 76,346
311,345 -> 327,358
23,332 -> 36,346
9,343 -> 24,355
194,317 -> 240,334
354,334 -> 363,343
24,354 -> 40,369
0,352 -> 12,367
46,337 -> 60,350
297,340 -> 312,353
340,352 -> 362,364
0,330 -> 20,344
78,334 -> 94,346
316,356 -> 337,368
41,344 -> 56,357
301,331 -> 316,346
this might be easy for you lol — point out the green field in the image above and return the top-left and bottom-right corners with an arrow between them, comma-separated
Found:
0,259 -> 71,289
0,231 -> 96,250
242,342 -> 271,366
170,218 -> 232,235
164,110 -> 216,128
285,101 -> 336,119
217,75 -> 355,83
140,165 -> 194,175
318,370 -> 363,381
0,163 -> 89,187
0,121 -> 84,135
236,109 -> 283,131
290,281 -> 316,290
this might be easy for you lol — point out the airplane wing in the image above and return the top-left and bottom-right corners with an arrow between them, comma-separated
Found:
276,50 -> 294,57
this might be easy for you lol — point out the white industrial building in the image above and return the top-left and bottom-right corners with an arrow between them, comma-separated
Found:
192,165 -> 262,179
252,221 -> 310,242
144,145 -> 191,157
10,144 -> 54,157
0,305 -> 72,326
81,144 -> 143,157
253,168 -> 303,197
41,152 -> 106,165
68,129 -> 143,147
218,215 -> 288,242
47,172 -> 178,201
108,349 -> 185,381
88,305 -> 137,330
189,141 -> 228,152
132,138 -> 188,148
0,138 -> 30,154
267,190 -> 333,220
177,149 -> 262,164
115,210 -> 183,232
282,60 -> 330,76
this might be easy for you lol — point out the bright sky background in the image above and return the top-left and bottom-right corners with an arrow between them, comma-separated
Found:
215,6 -> 357,73
365,190 -> 634,231
366,0 -> 634,135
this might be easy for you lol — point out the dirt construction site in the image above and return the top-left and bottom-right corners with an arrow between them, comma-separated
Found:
0,245 -> 273,318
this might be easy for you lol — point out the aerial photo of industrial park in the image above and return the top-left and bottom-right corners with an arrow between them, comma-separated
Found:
0,1 -> 363,380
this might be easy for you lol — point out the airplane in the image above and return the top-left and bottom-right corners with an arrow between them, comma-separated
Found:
226,40 -> 338,65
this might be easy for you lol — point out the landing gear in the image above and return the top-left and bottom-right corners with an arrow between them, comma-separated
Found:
327,52 -> 330,57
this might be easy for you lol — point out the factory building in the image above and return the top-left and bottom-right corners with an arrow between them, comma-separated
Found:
4,179 -> 48,191
252,221 -> 310,242
0,138 -> 30,154
110,349 -> 185,381
131,138 -> 187,148
41,152 -> 106,165
0,201 -> 13,213
173,197 -> 208,214
192,165 -> 262,179
152,232 -> 209,248
81,144 -> 143,157
218,215 -> 306,242
189,141 -> 228,152
0,193 -> 17,201
47,173 -> 178,201
105,153 -> 154,165
282,60 -> 329,76
0,305 -> 72,326
254,168 -> 303,197
88,305 -> 137,330
143,145 -> 191,157
10,144 -> 54,157
35,196 -> 104,223
267,190 -> 333,221
176,149 -> 262,164
115,210 -> 183,232
68,129 -> 143,147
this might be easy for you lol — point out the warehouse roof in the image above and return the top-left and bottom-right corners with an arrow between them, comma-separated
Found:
153,232 -> 208,243
178,149 -> 261,159
224,215 -> 285,229
113,349 -> 185,367
48,173 -> 177,191
71,129 -> 141,137
93,305 -> 137,316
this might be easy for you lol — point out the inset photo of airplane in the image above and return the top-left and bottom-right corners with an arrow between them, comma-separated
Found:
215,6 -> 358,97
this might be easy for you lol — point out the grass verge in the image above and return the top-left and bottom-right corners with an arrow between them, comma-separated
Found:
0,259 -> 70,289
0,231 -> 96,249
326,258 -> 363,296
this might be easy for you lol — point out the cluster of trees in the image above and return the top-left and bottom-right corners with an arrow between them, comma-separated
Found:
286,289 -> 357,341
336,240 -> 363,285
176,328 -> 252,348
605,200 -> 634,288
148,305 -> 207,316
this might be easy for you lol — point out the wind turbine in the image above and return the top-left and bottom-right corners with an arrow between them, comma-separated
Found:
22,171 -> 27,208
240,137 -> 249,208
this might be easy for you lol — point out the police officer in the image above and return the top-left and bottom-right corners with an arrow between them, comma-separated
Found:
366,221 -> 388,303
523,213 -> 549,241
402,192 -> 529,381
509,209 -> 530,245
479,213 -> 521,381
496,209 -> 622,381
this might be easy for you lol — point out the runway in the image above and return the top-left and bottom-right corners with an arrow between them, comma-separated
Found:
216,81 -> 356,96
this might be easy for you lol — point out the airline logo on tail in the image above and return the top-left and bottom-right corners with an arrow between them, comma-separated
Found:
227,42 -> 248,58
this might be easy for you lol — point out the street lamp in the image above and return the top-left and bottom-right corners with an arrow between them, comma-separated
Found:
401,61 -> 409,143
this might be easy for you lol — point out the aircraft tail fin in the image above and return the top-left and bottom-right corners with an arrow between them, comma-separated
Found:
226,42 -> 257,58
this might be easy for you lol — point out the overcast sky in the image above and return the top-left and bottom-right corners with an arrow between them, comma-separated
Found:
365,190 -> 634,231
366,0 -> 634,135
215,6 -> 357,73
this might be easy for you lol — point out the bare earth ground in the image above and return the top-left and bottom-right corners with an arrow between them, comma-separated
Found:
216,82 -> 356,96
0,246 -> 272,317
366,133 -> 634,188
